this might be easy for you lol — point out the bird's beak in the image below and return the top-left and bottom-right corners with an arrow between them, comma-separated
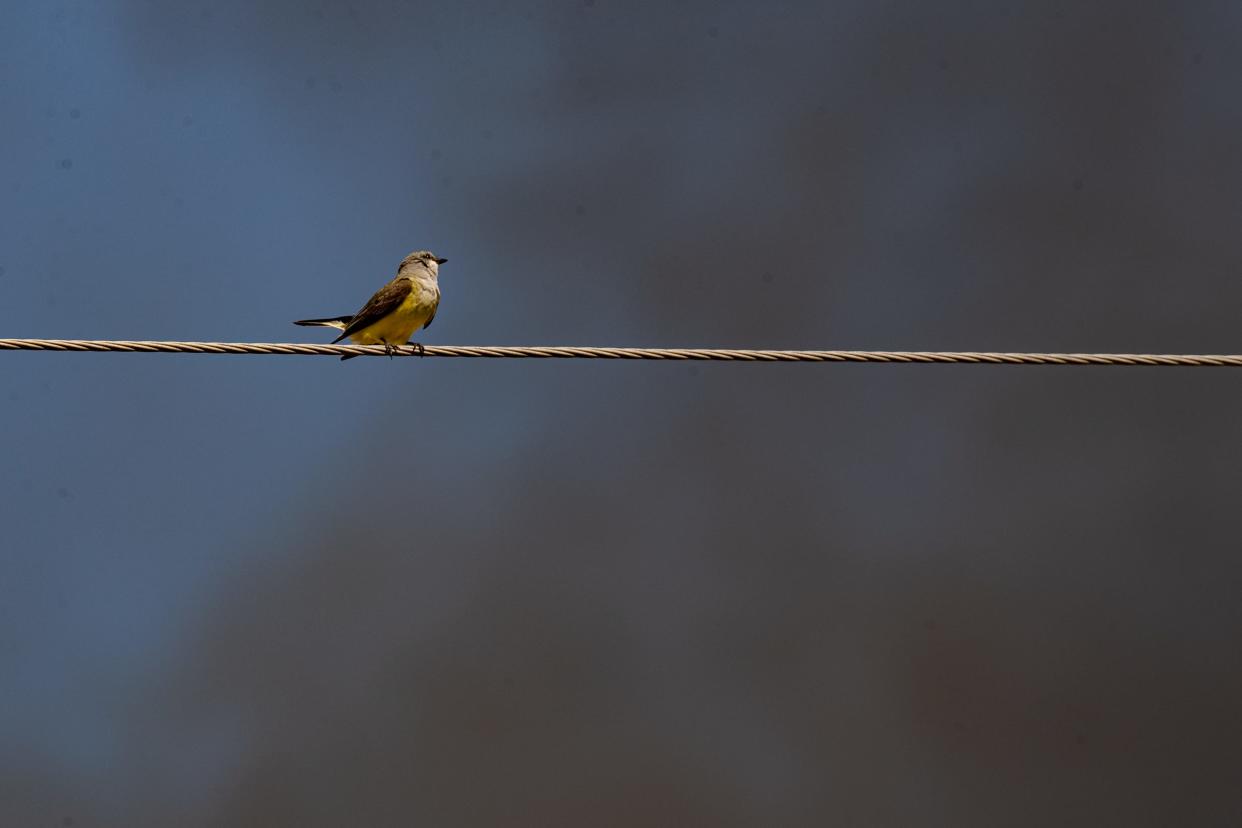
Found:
435,257 -> 448,265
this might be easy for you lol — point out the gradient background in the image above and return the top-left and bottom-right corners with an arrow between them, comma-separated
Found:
3,2 -> 1242,825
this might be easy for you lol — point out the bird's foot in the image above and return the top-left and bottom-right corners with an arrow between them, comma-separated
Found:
383,343 -> 397,359
405,341 -> 426,357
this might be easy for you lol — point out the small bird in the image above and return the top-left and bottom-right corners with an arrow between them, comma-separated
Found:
295,250 -> 446,361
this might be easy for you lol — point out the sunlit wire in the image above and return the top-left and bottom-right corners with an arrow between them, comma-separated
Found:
2,338 -> 1241,366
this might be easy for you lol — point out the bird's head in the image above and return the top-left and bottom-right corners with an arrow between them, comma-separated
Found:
398,250 -> 447,277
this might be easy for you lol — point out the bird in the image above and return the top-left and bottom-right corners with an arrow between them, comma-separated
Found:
294,250 -> 446,361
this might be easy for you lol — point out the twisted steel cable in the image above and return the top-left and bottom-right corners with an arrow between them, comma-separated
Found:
2,338 -> 1242,365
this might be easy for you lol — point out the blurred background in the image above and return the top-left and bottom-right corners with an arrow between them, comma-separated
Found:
3,1 -> 1241,825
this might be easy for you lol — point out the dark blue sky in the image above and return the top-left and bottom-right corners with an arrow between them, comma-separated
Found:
3,2 -> 1242,824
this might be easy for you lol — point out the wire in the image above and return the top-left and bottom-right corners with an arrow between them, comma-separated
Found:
1,338 -> 1241,365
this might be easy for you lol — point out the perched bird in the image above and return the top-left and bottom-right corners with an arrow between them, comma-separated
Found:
295,250 -> 446,360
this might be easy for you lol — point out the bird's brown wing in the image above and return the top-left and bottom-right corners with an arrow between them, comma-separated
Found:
331,277 -> 413,343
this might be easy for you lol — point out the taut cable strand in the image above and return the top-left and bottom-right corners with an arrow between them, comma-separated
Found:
2,338 -> 1242,365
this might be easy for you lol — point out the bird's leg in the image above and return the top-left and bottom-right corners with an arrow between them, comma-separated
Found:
405,340 -> 426,357
383,342 -> 397,359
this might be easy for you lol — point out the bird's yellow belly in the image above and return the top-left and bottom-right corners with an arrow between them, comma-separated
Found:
348,293 -> 432,346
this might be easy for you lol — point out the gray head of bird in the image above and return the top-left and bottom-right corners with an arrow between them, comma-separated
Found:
398,250 -> 447,277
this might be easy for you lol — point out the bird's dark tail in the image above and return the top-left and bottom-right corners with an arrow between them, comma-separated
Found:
295,316 -> 358,359
293,316 -> 352,329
